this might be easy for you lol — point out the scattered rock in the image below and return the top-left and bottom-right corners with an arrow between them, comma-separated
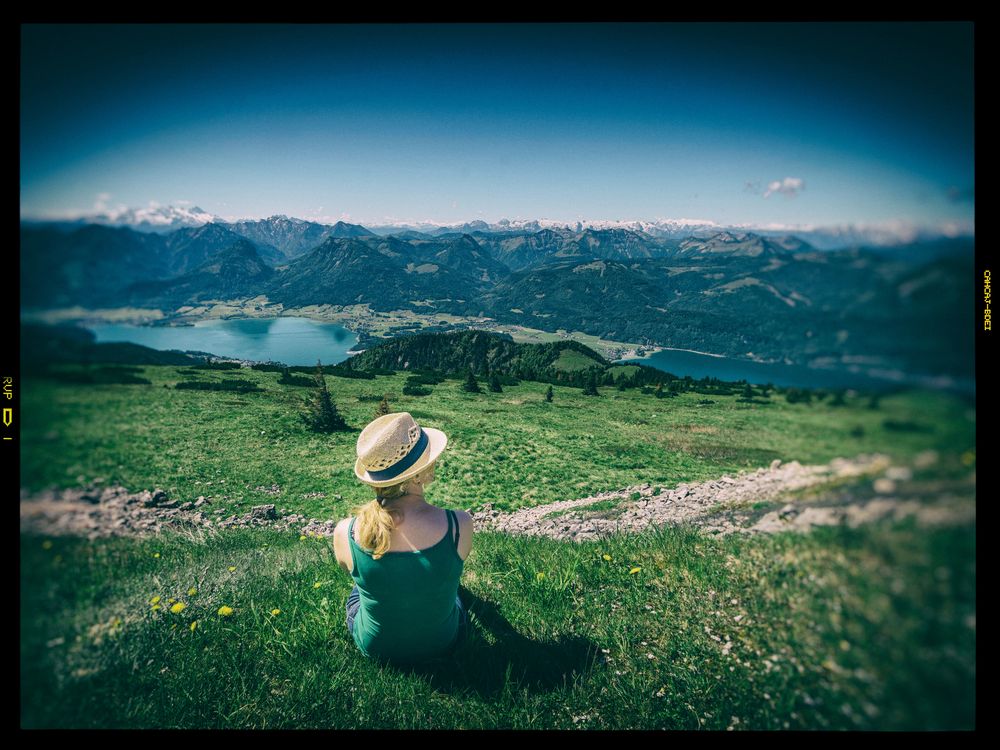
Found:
873,478 -> 896,494
250,504 -> 278,521
20,452 -> 973,543
469,452 -> 969,542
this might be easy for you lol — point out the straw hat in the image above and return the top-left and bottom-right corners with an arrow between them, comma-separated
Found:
354,412 -> 448,488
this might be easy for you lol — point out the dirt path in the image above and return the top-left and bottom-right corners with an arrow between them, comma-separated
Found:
20,451 -> 974,542
470,452 -> 975,541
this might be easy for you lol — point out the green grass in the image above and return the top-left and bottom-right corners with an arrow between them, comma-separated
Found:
552,348 -> 603,372
20,365 -> 975,518
20,519 -> 975,729
19,367 -> 976,728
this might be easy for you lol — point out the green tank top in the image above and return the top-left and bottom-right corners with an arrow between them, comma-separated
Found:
348,508 -> 465,664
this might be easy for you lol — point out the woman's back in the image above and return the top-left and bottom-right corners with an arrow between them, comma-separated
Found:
346,506 -> 469,664
356,505 -> 456,553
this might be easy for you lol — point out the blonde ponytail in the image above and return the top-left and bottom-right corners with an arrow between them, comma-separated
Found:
351,466 -> 434,560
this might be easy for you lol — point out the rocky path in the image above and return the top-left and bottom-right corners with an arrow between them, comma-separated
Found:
470,452 -> 975,541
20,451 -> 974,542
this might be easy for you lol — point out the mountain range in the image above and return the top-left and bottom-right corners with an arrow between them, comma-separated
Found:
20,217 -> 975,379
22,206 -> 973,250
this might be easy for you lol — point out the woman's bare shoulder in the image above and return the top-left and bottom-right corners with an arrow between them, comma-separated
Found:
455,510 -> 474,560
333,517 -> 353,551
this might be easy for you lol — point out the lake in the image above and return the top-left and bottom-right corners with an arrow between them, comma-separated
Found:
620,348 -> 975,395
88,317 -> 359,367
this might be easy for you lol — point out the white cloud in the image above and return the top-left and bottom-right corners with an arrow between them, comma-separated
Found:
763,177 -> 805,199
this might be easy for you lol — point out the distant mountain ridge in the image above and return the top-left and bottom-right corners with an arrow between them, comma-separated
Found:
20,219 -> 975,379
124,239 -> 276,307
220,216 -> 375,260
22,206 -> 973,249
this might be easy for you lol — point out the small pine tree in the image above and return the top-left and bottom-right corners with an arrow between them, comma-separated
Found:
462,368 -> 482,393
617,378 -> 627,392
301,360 -> 350,433
545,385 -> 554,402
654,382 -> 665,399
489,372 -> 503,393
583,371 -> 599,396
375,394 -> 390,417
278,367 -> 293,384
741,383 -> 754,401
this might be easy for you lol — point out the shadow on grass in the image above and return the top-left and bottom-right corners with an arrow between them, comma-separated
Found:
372,586 -> 603,698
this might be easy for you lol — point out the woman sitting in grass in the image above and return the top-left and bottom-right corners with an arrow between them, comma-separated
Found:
331,412 -> 473,666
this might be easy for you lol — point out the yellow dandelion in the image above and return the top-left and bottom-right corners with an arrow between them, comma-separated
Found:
149,595 -> 161,605
218,606 -> 234,617
42,540 -> 53,550
190,621 -> 198,632
151,604 -> 161,611
271,608 -> 281,616
228,566 -> 236,572
168,598 -> 176,604
602,554 -> 612,561
170,602 -> 187,614
313,582 -> 322,589
188,587 -> 198,597
113,618 -> 122,628
630,567 -> 642,575
299,535 -> 307,541
536,572 -> 546,581
153,553 -> 160,559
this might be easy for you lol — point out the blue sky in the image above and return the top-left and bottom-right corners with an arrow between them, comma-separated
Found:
20,23 -> 974,230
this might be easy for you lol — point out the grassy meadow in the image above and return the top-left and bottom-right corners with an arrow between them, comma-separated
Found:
20,365 -> 976,729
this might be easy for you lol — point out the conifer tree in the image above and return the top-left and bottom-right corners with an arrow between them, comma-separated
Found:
741,383 -> 754,401
583,370 -> 599,396
545,385 -> 554,402
654,382 -> 665,399
462,367 -> 482,393
375,394 -> 390,417
301,360 -> 350,432
489,372 -> 503,393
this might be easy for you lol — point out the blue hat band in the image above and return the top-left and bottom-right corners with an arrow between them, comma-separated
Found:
366,428 -> 429,481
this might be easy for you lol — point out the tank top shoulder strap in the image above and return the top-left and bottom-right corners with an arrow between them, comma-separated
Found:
447,509 -> 460,551
348,516 -> 361,552
346,516 -> 358,576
